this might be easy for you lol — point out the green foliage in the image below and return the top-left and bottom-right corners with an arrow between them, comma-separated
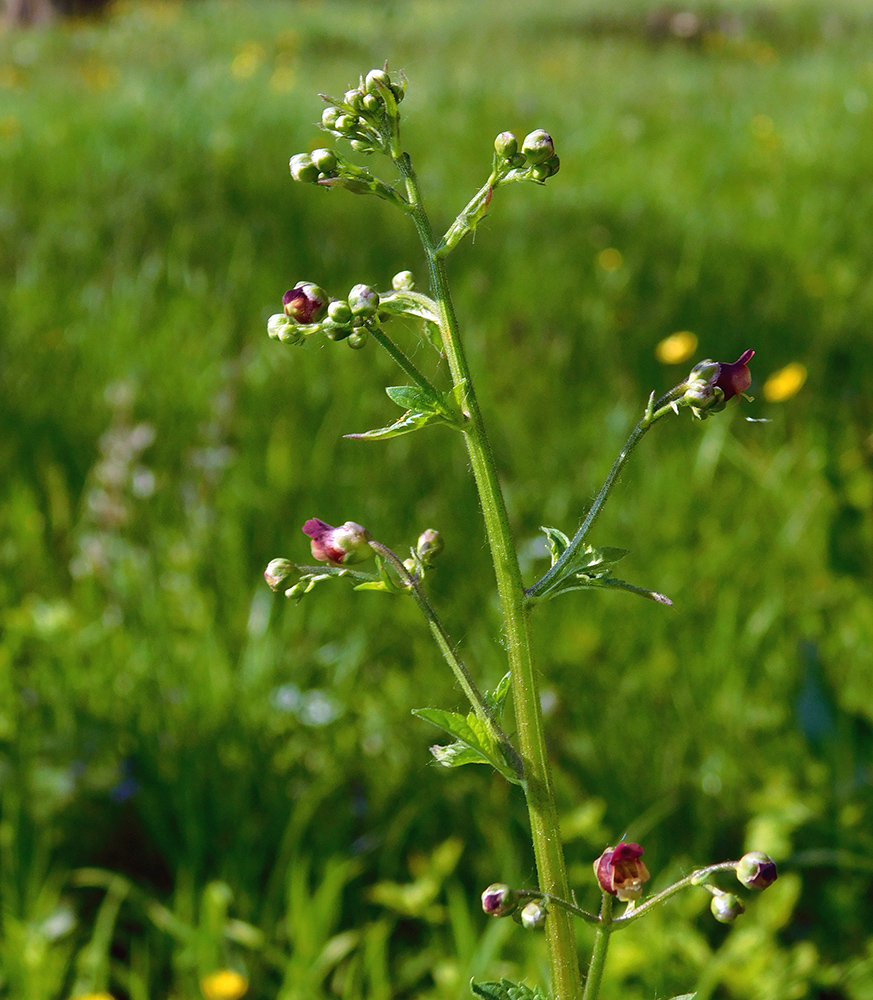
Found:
2,0 -> 873,998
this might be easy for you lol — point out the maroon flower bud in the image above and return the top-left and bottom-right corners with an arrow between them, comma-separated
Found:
736,852 -> 778,891
302,518 -> 372,565
593,842 -> 651,902
710,891 -> 745,923
481,883 -> 518,917
283,283 -> 328,324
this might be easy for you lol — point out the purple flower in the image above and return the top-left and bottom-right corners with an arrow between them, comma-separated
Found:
302,518 -> 372,565
715,349 -> 755,402
593,842 -> 651,901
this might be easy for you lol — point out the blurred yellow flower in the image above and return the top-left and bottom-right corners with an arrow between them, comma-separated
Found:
655,331 -> 698,364
597,247 -> 623,272
71,993 -> 114,1000
763,363 -> 806,402
201,969 -> 248,1000
231,43 -> 265,81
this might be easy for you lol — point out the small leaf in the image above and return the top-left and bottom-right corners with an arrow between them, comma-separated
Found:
344,410 -> 443,441
472,980 -> 550,1000
540,525 -> 570,565
484,671 -> 512,716
385,384 -> 443,411
413,708 -> 520,784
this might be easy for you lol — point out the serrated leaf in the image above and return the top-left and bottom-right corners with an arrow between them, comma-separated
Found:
344,409 -> 443,441
547,573 -> 672,606
413,708 -> 520,783
429,742 -> 493,768
472,980 -> 550,1000
413,708 -> 482,747
561,543 -> 629,578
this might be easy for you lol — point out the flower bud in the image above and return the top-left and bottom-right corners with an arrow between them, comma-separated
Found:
267,313 -> 303,344
325,325 -> 352,342
521,130 -> 555,165
544,154 -> 560,177
530,163 -> 550,182
283,283 -> 328,324
311,147 -> 337,174
362,93 -> 382,113
302,519 -> 373,565
683,350 -> 754,416
265,558 -> 295,590
334,113 -> 359,136
321,106 -> 341,130
736,852 -> 778,891
710,891 -> 745,924
392,270 -> 415,291
520,900 -> 547,930
344,88 -> 364,110
347,329 -> 368,350
348,284 -> 380,318
593,842 -> 651,902
416,528 -> 443,567
327,299 -> 353,325
365,68 -> 391,94
289,153 -> 320,183
481,883 -> 518,917
494,131 -> 518,159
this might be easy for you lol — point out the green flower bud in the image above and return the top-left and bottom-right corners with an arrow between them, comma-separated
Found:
521,129 -> 555,165
519,900 -> 547,930
344,88 -> 364,110
530,163 -> 550,182
390,82 -> 405,103
710,891 -> 745,924
350,138 -> 374,153
325,326 -> 352,342
362,93 -> 382,113
544,154 -> 560,177
311,147 -> 337,174
736,852 -> 778,891
327,299 -> 353,325
392,270 -> 415,291
365,68 -> 391,94
267,313 -> 303,344
348,284 -> 380,318
347,329 -> 368,350
334,113 -> 359,136
494,131 -> 518,159
264,558 -> 295,590
289,153 -> 320,183
321,106 -> 341,130
416,529 -> 443,567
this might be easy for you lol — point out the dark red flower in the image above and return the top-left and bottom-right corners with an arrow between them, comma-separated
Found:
283,283 -> 328,324
714,349 -> 755,402
593,842 -> 651,901
302,518 -> 372,565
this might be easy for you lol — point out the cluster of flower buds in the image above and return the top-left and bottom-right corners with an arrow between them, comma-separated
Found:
481,884 -> 547,931
318,67 -> 406,154
682,349 -> 755,418
268,280 -> 389,350
403,528 -> 444,578
493,129 -> 560,183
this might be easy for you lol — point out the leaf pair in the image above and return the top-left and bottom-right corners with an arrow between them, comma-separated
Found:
346,382 -> 466,441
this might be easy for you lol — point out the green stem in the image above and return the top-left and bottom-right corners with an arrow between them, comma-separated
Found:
392,148 -> 581,1000
611,861 -> 739,929
367,325 -> 442,397
527,385 -> 689,600
369,541 -> 522,779
581,894 -> 613,1000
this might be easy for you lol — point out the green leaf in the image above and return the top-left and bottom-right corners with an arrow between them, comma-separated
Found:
412,707 -> 520,784
353,554 -> 408,595
483,671 -> 512,717
385,384 -> 442,411
539,525 -> 570,565
472,979 -> 550,1000
344,409 -> 444,441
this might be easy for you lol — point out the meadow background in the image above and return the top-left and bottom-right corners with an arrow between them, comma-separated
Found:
2,0 -> 873,997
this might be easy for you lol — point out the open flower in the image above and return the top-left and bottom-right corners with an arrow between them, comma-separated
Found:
593,842 -> 651,901
683,349 -> 755,416
302,518 -> 372,565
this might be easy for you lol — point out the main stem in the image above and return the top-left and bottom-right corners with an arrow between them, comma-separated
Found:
394,151 -> 581,1000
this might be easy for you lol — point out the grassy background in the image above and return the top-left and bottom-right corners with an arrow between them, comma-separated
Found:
2,0 -> 873,997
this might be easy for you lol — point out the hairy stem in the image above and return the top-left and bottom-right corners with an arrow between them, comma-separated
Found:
582,894 -> 613,1000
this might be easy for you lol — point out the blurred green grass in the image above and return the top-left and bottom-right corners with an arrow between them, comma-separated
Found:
2,0 -> 873,997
